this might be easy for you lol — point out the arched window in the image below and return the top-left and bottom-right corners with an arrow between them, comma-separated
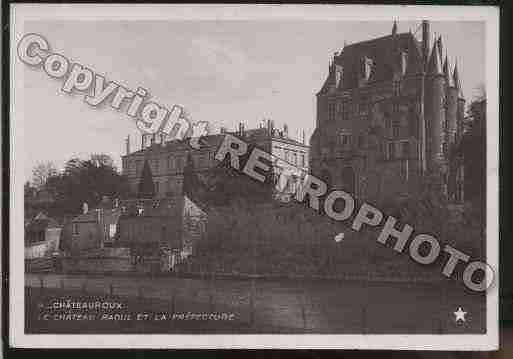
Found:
341,166 -> 356,194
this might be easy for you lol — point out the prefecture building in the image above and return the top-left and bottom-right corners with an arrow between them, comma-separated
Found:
310,21 -> 466,202
121,121 -> 309,199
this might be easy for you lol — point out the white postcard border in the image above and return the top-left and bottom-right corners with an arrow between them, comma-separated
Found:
9,4 -> 500,350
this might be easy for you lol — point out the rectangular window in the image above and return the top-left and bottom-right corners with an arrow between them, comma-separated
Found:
293,152 -> 297,165
301,154 -> 305,167
154,159 -> 159,174
340,133 -> 351,147
328,101 -> 336,122
167,156 -> 173,169
155,181 -> 159,194
72,223 -> 79,236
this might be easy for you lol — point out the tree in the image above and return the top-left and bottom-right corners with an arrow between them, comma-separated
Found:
37,154 -> 132,218
137,159 -> 155,199
24,181 -> 35,198
183,153 -> 201,198
201,144 -> 274,207
31,161 -> 58,189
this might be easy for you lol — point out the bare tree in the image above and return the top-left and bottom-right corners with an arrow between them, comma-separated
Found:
31,161 -> 58,189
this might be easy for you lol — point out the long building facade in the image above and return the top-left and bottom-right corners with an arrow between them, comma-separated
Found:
121,121 -> 309,199
310,20 -> 466,202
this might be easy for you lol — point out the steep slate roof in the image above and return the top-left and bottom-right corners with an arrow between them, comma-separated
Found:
333,32 -> 422,90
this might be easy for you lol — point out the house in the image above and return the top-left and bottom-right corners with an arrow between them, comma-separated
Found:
24,212 -> 61,259
66,202 -> 122,255
116,195 -> 206,267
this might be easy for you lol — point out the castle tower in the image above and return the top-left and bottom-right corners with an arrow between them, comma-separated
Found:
425,41 -> 446,172
404,35 -> 426,173
444,56 -> 458,151
453,60 -> 466,141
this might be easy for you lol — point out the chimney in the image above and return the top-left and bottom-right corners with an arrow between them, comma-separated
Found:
283,124 -> 289,137
83,202 -> 88,214
422,20 -> 430,67
126,135 -> 130,155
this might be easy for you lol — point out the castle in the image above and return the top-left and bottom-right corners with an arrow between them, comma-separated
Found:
310,20 -> 466,202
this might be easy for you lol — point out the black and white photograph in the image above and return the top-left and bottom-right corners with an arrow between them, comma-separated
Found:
8,4 -> 500,350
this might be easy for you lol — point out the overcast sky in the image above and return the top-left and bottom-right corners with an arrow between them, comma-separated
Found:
19,19 -> 485,181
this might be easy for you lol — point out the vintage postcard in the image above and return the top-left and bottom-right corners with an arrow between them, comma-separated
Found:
9,4 -> 499,350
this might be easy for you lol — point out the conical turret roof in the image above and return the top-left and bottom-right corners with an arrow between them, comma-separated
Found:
453,60 -> 464,98
427,41 -> 443,75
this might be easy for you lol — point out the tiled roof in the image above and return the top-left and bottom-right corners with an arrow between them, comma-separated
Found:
72,208 -> 121,224
118,197 -> 184,218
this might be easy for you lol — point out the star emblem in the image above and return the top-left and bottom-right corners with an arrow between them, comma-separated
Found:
454,307 -> 467,323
